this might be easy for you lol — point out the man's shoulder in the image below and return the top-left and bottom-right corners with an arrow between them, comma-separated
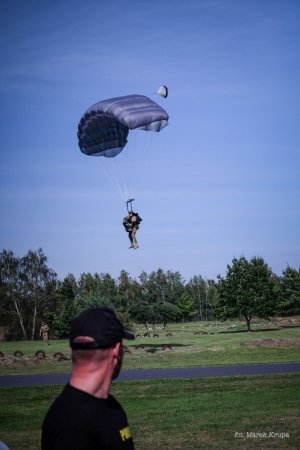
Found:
42,389 -> 134,450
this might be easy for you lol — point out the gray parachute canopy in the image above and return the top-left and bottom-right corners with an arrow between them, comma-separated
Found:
77,94 -> 169,158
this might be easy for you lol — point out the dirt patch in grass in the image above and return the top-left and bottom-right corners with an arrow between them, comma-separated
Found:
277,317 -> 299,325
246,338 -> 300,348
0,354 -> 71,368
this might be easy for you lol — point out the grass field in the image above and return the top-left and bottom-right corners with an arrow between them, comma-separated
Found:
0,375 -> 299,450
1,319 -> 299,449
1,319 -> 299,375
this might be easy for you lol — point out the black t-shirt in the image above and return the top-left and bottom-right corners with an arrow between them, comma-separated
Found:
41,384 -> 134,450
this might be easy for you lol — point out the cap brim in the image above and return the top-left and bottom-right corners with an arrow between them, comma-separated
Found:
123,330 -> 135,340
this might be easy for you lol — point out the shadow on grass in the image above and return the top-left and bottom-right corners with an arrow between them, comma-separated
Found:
133,343 -> 189,354
218,328 -> 282,334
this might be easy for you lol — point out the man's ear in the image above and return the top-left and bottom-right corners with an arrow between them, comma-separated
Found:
112,342 -> 122,359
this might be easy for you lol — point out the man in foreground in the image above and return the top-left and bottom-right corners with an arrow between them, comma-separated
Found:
41,307 -> 135,449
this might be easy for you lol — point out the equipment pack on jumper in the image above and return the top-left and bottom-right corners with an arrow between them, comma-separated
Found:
134,213 -> 142,227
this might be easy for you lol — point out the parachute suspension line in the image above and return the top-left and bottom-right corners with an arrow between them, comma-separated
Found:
98,159 -> 127,202
142,132 -> 154,169
121,132 -> 135,202
120,131 -> 137,204
77,91 -> 169,206
121,131 -> 154,203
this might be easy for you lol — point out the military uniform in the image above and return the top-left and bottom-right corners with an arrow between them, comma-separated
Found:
40,323 -> 49,345
123,212 -> 142,249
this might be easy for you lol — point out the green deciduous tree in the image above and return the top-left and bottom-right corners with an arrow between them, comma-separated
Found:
278,266 -> 300,315
0,248 -> 57,339
129,301 -> 155,329
186,275 -> 208,320
0,249 -> 26,337
20,248 -> 57,340
216,256 -> 277,331
138,269 -> 185,306
154,301 -> 180,329
117,270 -> 141,309
51,274 -> 78,338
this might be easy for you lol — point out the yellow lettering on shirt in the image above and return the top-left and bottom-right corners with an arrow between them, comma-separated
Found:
119,426 -> 132,442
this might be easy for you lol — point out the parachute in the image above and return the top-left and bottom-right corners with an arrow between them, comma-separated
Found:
157,85 -> 168,98
77,93 -> 169,158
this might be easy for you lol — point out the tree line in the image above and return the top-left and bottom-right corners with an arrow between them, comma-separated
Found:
0,248 -> 299,339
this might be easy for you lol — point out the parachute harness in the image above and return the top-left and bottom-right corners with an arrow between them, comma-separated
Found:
126,198 -> 134,212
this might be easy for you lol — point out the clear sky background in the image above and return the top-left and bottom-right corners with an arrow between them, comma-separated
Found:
1,0 -> 299,282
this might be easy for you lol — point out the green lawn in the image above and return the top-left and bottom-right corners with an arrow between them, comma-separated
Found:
1,320 -> 299,449
1,319 -> 299,375
0,375 -> 299,450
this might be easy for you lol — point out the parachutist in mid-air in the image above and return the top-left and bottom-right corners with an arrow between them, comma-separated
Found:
123,210 -> 142,249
77,88 -> 167,249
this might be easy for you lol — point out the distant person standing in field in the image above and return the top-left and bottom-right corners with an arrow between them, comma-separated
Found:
41,307 -> 135,449
40,322 -> 49,345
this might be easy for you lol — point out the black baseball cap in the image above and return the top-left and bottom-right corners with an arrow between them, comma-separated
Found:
70,307 -> 135,350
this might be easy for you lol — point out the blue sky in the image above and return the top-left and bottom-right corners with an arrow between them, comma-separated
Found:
1,0 -> 299,282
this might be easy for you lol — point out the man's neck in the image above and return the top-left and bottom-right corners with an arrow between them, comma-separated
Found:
70,367 -> 112,399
